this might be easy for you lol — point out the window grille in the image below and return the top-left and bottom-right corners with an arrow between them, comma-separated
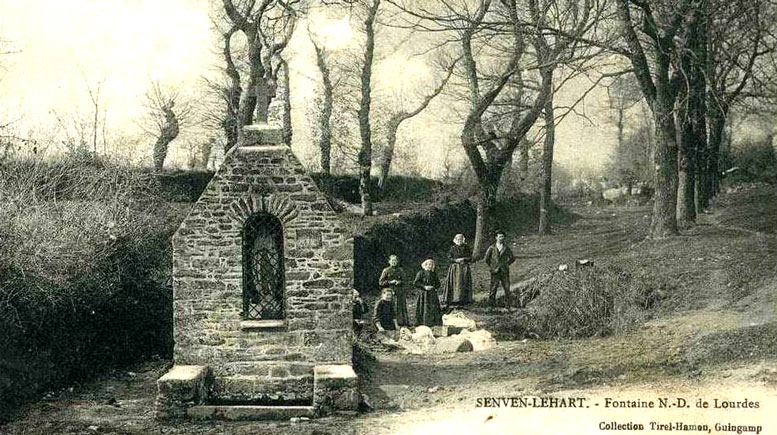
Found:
242,213 -> 284,320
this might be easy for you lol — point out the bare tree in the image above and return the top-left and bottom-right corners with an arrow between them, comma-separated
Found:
391,0 -> 604,253
221,0 -> 299,144
309,27 -> 336,174
141,81 -> 192,170
74,60 -> 108,155
606,74 -> 644,189
675,1 -> 707,224
376,58 -> 456,190
614,0 -> 704,238
356,0 -> 380,215
700,0 -> 775,207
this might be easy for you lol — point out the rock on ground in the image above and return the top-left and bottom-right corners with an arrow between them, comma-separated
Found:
432,336 -> 473,354
459,329 -> 496,351
442,311 -> 477,330
411,326 -> 436,346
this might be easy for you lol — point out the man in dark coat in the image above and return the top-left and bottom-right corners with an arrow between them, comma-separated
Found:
484,231 -> 516,310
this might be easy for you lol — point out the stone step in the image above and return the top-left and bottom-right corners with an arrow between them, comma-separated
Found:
187,405 -> 316,421
211,374 -> 313,403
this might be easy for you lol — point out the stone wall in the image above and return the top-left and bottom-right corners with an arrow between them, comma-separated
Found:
171,143 -> 353,402
353,200 -> 476,294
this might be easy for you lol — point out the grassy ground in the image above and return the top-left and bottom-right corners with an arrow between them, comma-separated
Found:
1,184 -> 774,434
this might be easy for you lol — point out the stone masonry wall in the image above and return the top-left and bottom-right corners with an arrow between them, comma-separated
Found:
171,144 -> 353,400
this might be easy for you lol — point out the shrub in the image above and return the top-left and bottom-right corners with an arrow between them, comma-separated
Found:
310,172 -> 449,204
0,152 -> 188,420
524,265 -> 656,339
725,139 -> 776,185
353,200 -> 476,295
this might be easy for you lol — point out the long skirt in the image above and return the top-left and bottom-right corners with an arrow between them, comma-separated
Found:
415,288 -> 443,326
441,263 -> 473,306
391,287 -> 409,326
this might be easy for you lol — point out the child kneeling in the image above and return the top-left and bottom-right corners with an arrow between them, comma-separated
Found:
373,288 -> 399,337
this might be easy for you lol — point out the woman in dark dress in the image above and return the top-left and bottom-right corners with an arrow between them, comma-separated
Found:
413,259 -> 443,326
441,233 -> 473,308
378,254 -> 409,326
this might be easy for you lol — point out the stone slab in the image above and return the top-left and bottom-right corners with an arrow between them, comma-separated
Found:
313,364 -> 360,413
431,336 -> 473,354
314,364 -> 358,381
157,365 -> 209,401
211,374 -> 313,403
187,405 -> 315,421
242,123 -> 283,146
156,365 -> 211,419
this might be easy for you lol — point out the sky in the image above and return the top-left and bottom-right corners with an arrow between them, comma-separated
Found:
0,0 -> 621,175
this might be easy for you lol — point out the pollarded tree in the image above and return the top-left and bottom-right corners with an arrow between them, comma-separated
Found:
141,81 -> 193,170
309,25 -> 336,175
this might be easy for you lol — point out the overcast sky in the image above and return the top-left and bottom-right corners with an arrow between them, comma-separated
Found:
0,0 -> 621,175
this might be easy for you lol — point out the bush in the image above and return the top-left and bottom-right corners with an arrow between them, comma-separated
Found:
310,173 -> 448,204
353,200 -> 476,295
725,139 -> 776,185
0,152 -> 188,420
524,265 -> 656,339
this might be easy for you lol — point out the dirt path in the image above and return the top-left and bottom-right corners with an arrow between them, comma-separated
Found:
3,196 -> 775,435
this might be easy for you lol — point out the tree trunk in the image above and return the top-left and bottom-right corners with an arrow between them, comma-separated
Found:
677,107 -> 696,224
472,180 -> 498,258
201,138 -> 214,169
152,108 -> 179,171
702,101 -> 725,209
357,0 -> 380,216
675,54 -> 694,224
650,101 -> 679,237
255,78 -> 271,123
152,138 -> 171,171
280,59 -> 292,146
538,79 -> 555,235
318,105 -> 332,176
237,36 -> 262,145
616,105 -> 624,155
313,41 -> 333,175
519,138 -> 529,182
223,30 -> 242,153
377,119 -> 399,191
679,4 -> 707,223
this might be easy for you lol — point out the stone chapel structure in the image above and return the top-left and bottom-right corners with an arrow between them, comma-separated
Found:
156,124 -> 359,420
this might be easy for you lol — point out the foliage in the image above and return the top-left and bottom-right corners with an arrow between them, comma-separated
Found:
725,137 -> 776,185
524,266 -> 657,339
604,123 -> 653,189
0,151 -> 189,419
310,172 -> 448,204
352,200 -> 477,295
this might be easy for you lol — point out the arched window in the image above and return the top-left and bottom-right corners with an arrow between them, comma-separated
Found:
242,213 -> 285,320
